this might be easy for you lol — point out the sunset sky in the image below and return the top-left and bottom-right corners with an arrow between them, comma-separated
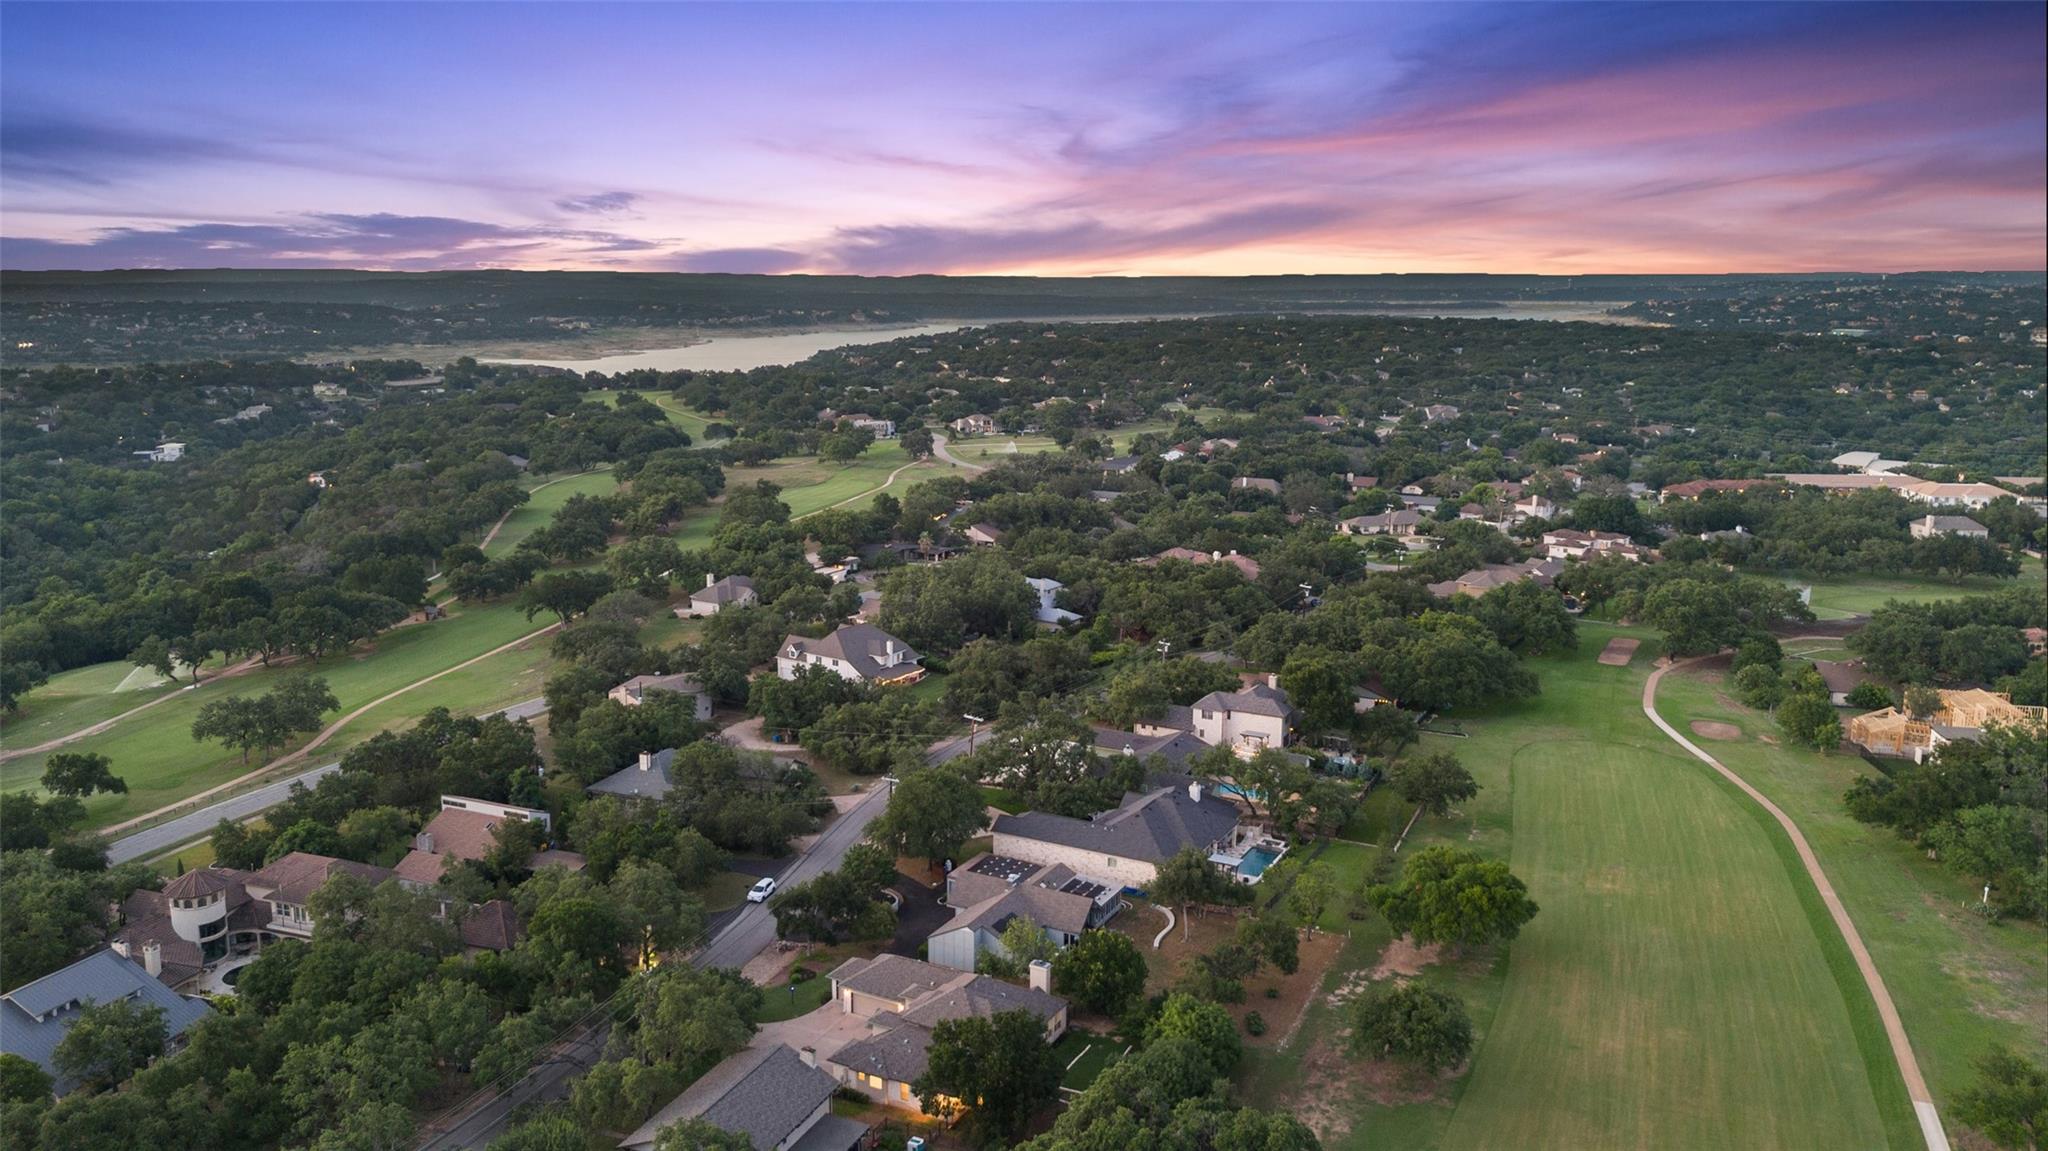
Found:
2,1 -> 2042,274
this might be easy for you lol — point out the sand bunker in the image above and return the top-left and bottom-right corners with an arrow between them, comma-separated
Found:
1690,720 -> 1743,741
1598,637 -> 1641,666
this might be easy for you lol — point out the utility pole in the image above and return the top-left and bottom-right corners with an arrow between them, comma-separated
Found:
962,714 -> 985,754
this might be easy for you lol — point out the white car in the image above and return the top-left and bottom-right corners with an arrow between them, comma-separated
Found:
747,876 -> 778,903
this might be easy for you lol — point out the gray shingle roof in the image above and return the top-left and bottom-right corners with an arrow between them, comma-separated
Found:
1092,727 -> 1210,769
587,748 -> 677,799
1192,682 -> 1294,719
780,625 -> 921,681
899,975 -> 1065,1029
829,955 -> 954,1004
828,1022 -> 933,1084
992,780 -> 1240,866
621,1045 -> 837,1151
2,949 -> 211,1092
693,575 -> 757,605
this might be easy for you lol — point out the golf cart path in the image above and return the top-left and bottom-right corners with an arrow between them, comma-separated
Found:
930,433 -> 988,473
0,656 -> 266,763
1643,650 -> 1948,1151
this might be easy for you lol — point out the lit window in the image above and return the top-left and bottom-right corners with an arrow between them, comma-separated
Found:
900,1083 -> 911,1101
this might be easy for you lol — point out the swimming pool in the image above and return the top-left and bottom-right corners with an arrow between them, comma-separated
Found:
1237,847 -> 1282,879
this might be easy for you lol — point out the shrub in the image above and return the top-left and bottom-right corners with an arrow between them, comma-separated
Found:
1244,1011 -> 1267,1036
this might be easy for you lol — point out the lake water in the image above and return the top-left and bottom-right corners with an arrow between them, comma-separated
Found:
484,303 -> 1629,375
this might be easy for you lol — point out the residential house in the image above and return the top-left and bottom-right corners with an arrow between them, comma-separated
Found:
606,673 -> 713,719
843,414 -> 896,438
1098,456 -> 1141,475
683,574 -> 758,617
2,950 -> 211,1094
1426,558 -> 1565,599
1135,679 -> 1295,757
991,778 -> 1245,889
133,442 -> 186,463
1813,661 -> 1877,707
587,748 -> 679,801
1846,688 -> 2047,763
776,624 -> 925,685
1771,473 -> 2014,510
622,1045 -> 864,1151
1542,529 -> 1651,562
927,854 -> 1122,971
965,522 -> 1004,547
1908,514 -> 1989,539
1344,473 -> 1378,492
1422,404 -> 1461,423
1339,509 -> 1424,537
1658,478 -> 1776,502
949,414 -> 998,437
1512,495 -> 1559,522
306,471 -> 332,489
1232,476 -> 1282,496
394,796 -> 580,888
1025,576 -> 1081,626
109,853 -> 401,989
1091,726 -> 1212,770
1143,548 -> 1263,580
821,956 -> 1067,1115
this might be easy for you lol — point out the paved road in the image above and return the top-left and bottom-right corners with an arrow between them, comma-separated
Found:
421,783 -> 892,1149
106,696 -> 548,866
1643,652 -> 1949,1151
694,783 -> 891,969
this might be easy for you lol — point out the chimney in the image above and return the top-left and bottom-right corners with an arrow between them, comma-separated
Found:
639,751 -> 653,771
1211,550 -> 1222,561
415,832 -> 434,853
884,639 -> 896,665
110,938 -> 131,959
1266,673 -> 1280,690
799,1046 -> 817,1068
706,572 -> 716,589
1188,781 -> 1205,804
1028,959 -> 1053,994
143,940 -> 162,978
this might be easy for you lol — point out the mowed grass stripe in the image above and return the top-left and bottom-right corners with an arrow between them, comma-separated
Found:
1440,736 -> 1896,1151
1655,669 -> 2048,1109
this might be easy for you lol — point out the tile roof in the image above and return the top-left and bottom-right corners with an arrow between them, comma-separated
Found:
247,852 -> 394,906
459,900 -> 523,952
416,807 -> 506,862
622,1044 -> 838,1151
395,850 -> 449,886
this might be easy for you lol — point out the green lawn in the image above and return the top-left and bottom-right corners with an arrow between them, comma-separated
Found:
978,786 -> 1026,814
1242,624 -> 1917,1151
0,658 -> 186,753
1784,555 -> 2045,619
1051,1028 -> 1124,1091
581,388 -> 725,444
1652,666 -> 2048,1111
482,469 -> 620,558
756,972 -> 836,1022
0,596 -> 558,828
670,441 -> 966,551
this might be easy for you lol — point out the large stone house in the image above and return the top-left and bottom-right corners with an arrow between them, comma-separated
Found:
991,778 -> 1245,889
394,795 -> 582,888
775,624 -> 924,685
1134,679 -> 1296,757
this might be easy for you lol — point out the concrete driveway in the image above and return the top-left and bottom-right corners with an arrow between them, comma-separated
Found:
751,999 -> 875,1062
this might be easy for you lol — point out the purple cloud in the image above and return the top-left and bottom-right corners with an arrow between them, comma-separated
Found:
0,213 -> 660,270
555,191 -> 640,215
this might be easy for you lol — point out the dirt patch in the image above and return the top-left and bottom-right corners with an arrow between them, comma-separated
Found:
1597,636 -> 1641,666
1689,720 -> 1743,741
1243,930 -> 1343,1049
1289,1033 -> 1448,1140
1370,936 -> 1445,980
